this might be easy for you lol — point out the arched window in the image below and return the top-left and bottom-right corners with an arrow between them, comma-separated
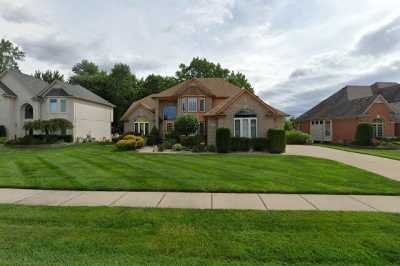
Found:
372,119 -> 384,138
24,104 -> 33,120
234,109 -> 257,138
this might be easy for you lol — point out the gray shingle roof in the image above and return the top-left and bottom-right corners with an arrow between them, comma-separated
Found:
8,71 -> 49,96
0,80 -> 16,96
0,71 -> 114,108
297,83 -> 400,121
40,80 -> 115,107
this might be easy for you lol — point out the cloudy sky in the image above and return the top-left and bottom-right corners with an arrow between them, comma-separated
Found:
1,0 -> 400,116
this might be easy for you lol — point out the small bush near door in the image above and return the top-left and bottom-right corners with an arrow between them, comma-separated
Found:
216,128 -> 231,153
267,129 -> 286,154
286,130 -> 312,144
354,123 -> 374,146
0,126 -> 6,137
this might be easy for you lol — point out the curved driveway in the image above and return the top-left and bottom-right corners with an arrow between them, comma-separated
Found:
286,145 -> 400,182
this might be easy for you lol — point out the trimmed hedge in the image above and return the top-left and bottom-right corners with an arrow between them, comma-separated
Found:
286,130 -> 311,144
0,125 -> 6,137
216,128 -> 231,153
230,137 -> 251,152
251,138 -> 268,151
355,123 -> 374,146
267,129 -> 286,154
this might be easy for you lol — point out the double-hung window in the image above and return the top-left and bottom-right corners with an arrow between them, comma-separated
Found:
199,98 -> 206,112
181,98 -> 187,112
60,99 -> 66,113
234,118 -> 257,138
50,99 -> 58,113
372,119 -> 384,138
188,97 -> 197,112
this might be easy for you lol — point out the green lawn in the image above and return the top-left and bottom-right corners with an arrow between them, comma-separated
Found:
319,144 -> 400,161
1,144 -> 400,195
0,205 -> 399,265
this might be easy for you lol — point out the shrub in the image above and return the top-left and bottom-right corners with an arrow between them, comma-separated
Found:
172,143 -> 184,151
123,135 -> 136,141
24,119 -> 73,135
116,139 -> 136,150
216,128 -> 231,153
286,130 -> 311,144
180,135 -> 201,148
251,138 -> 268,151
174,115 -> 199,136
267,129 -> 286,154
207,145 -> 216,153
192,142 -> 206,153
354,123 -> 374,146
147,127 -> 161,145
61,135 -> 73,143
0,137 -> 6,144
135,136 -> 145,148
0,125 -> 6,137
230,137 -> 251,152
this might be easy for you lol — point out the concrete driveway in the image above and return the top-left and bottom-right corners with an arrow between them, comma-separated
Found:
286,145 -> 400,182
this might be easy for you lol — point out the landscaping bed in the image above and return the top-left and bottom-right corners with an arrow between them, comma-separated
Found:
0,205 -> 399,265
1,144 -> 400,195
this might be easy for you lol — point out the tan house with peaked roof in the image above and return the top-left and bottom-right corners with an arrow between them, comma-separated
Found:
121,78 -> 287,145
0,71 -> 114,141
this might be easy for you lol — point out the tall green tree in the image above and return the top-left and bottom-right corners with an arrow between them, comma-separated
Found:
107,64 -> 139,125
0,39 -> 25,73
136,74 -> 178,99
176,57 -> 253,92
71,60 -> 99,76
34,70 -> 65,83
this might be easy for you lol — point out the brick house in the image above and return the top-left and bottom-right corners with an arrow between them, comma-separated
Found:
121,78 -> 287,145
296,82 -> 400,143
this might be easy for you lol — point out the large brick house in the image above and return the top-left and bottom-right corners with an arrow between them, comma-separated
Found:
121,78 -> 287,145
296,82 -> 400,143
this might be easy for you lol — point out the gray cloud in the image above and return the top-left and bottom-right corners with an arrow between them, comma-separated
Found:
0,5 -> 42,24
352,16 -> 400,56
16,36 -> 86,66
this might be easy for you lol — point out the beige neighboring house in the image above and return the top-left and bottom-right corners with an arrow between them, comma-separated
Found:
0,70 -> 114,141
121,78 -> 287,145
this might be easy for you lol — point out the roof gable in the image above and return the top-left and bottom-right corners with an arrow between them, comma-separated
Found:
205,89 -> 287,117
120,94 -> 156,121
152,78 -> 243,99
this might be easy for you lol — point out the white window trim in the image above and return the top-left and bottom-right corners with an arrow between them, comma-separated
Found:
233,118 -> 257,138
133,121 -> 150,135
372,120 -> 384,138
188,97 -> 197,112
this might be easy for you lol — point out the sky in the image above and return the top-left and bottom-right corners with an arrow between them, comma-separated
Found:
1,0 -> 400,116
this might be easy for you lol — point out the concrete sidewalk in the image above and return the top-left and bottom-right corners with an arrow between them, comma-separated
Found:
1,189 -> 400,213
286,145 -> 400,182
